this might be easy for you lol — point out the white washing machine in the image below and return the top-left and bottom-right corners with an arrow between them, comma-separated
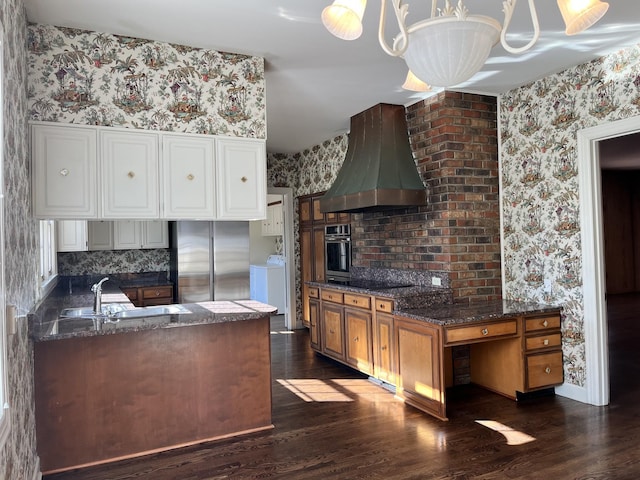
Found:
250,255 -> 286,314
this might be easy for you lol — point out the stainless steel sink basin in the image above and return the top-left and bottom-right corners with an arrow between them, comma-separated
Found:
109,304 -> 190,319
58,303 -> 190,321
59,303 -> 128,318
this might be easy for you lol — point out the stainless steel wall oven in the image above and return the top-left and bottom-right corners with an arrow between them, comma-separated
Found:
325,224 -> 351,281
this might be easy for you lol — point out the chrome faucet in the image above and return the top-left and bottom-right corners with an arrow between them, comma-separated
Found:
91,277 -> 109,315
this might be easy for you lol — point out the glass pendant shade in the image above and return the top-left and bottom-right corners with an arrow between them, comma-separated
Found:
557,0 -> 609,35
401,15 -> 501,87
321,0 -> 367,40
402,70 -> 431,92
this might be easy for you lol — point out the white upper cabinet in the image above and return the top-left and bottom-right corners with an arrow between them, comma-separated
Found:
114,220 -> 168,250
56,220 -> 88,252
88,221 -> 114,251
33,125 -> 98,219
142,220 -> 169,249
216,138 -> 267,220
162,135 -> 216,219
101,130 -> 159,218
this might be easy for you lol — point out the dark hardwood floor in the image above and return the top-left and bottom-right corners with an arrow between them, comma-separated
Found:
45,303 -> 640,480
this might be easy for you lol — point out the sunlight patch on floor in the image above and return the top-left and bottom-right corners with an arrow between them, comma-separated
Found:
277,378 -> 395,403
475,420 -> 536,445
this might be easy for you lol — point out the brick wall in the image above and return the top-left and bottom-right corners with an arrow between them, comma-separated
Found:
352,91 -> 501,303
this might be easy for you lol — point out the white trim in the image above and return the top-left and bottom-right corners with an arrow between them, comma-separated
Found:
555,382 -> 588,403
30,457 -> 42,480
267,187 -> 300,329
577,115 -> 640,406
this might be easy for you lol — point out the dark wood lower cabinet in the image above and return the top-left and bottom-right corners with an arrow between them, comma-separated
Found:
34,317 -> 273,474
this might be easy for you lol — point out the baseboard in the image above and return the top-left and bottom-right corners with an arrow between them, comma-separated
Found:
554,382 -> 588,403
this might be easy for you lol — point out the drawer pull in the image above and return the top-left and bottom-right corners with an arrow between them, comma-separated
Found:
155,291 -> 161,296
59,168 -> 69,176
379,303 -> 385,308
543,338 -> 549,346
542,319 -> 549,327
545,366 -> 552,374
352,299 -> 358,304
481,328 -> 489,336
353,336 -> 359,342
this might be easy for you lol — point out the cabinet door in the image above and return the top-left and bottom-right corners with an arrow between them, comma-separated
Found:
299,197 -> 312,225
374,312 -> 395,385
113,220 -> 141,249
313,226 -> 325,282
309,298 -> 320,350
56,221 -> 88,252
345,307 -> 373,375
162,135 -> 216,219
300,226 -> 313,325
312,195 -> 324,223
142,221 -> 169,248
321,303 -> 344,361
87,221 -> 114,250
395,315 -> 446,420
32,125 -> 98,218
101,130 -> 159,218
216,138 -> 266,220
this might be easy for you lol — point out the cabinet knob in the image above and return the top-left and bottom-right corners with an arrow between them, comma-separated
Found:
381,345 -> 387,351
59,168 -> 69,176
542,319 -> 549,327
543,338 -> 549,345
187,174 -> 195,181
481,328 -> 489,336
128,171 -> 135,179
329,329 -> 335,334
241,176 -> 248,183
544,366 -> 552,374
353,336 -> 359,342
155,290 -> 161,296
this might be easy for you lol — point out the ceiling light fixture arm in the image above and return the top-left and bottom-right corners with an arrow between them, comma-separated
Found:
500,0 -> 540,54
377,0 -> 411,57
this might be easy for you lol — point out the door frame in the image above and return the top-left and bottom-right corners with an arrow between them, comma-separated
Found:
576,115 -> 640,406
268,187 -> 300,329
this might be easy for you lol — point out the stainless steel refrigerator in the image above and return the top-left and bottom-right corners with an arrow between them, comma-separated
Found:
170,221 -> 250,303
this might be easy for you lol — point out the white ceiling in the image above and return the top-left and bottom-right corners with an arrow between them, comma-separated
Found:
24,0 -> 640,154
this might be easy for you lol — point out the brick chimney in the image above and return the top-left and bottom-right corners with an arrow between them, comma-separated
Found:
351,91 -> 501,303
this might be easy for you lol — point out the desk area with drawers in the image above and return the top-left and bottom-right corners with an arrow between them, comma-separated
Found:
308,281 -> 563,421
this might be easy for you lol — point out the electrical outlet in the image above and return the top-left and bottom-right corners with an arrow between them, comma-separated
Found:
431,277 -> 442,286
543,279 -> 552,293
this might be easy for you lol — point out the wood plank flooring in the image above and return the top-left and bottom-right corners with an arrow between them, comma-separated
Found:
45,301 -> 640,479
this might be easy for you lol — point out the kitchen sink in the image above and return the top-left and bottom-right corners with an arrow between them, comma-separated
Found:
109,304 -> 191,319
59,303 -> 128,318
58,303 -> 191,320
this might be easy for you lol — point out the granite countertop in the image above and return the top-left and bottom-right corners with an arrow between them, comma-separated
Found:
30,274 -> 277,342
397,299 -> 562,326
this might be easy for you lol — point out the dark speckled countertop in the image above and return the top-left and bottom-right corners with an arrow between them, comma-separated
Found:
30,274 -> 277,342
397,299 -> 561,326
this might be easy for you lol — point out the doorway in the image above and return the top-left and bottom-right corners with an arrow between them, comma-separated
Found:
577,115 -> 640,406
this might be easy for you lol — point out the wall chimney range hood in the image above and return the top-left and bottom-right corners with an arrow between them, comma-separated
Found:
319,103 -> 426,213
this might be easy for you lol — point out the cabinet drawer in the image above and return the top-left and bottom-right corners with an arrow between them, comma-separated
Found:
344,293 -> 371,310
525,333 -> 562,351
375,298 -> 394,313
321,290 -> 344,304
142,286 -> 173,300
526,351 -> 563,389
122,287 -> 138,301
308,287 -> 319,299
524,315 -> 561,333
445,319 -> 517,345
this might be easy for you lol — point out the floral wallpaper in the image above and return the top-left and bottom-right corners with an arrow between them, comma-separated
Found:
27,23 -> 265,139
58,249 -> 169,276
500,42 -> 640,387
1,0 -> 41,479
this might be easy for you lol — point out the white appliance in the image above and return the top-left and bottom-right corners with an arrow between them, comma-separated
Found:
250,255 -> 286,314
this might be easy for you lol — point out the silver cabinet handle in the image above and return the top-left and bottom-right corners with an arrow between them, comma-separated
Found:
545,366 -> 551,374
481,328 -> 489,336
59,168 -> 69,176
542,319 -> 549,327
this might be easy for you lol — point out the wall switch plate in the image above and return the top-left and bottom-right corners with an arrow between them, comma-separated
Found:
432,277 -> 442,286
544,279 -> 552,293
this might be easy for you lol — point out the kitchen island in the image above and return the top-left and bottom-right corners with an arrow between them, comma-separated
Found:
30,276 -> 276,475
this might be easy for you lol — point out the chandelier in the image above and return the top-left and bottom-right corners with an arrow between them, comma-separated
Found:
321,0 -> 610,88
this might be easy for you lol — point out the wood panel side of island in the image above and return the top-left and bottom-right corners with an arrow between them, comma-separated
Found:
34,317 -> 273,474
